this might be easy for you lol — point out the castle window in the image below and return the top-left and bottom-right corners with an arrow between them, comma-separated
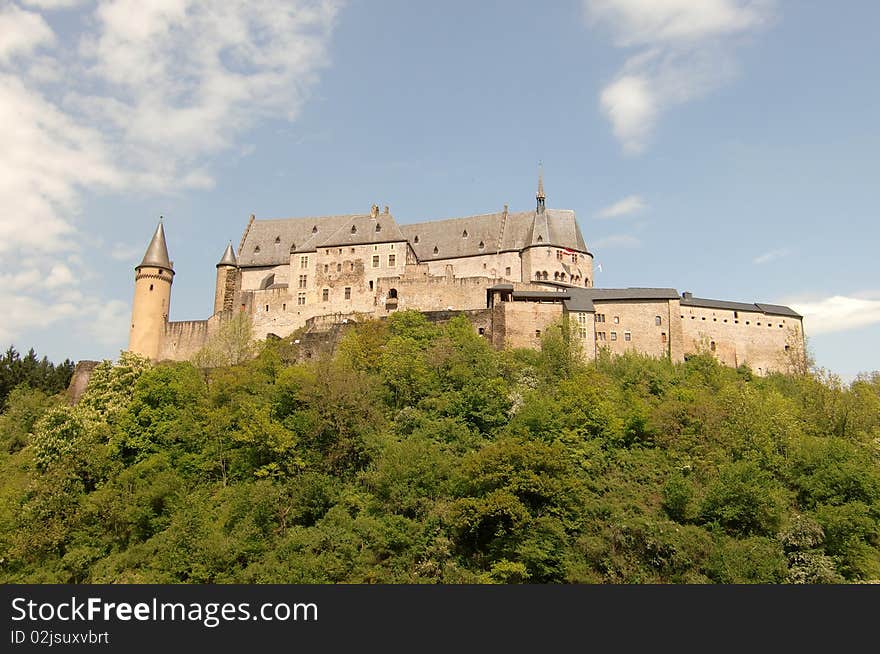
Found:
149,284 -> 153,291
571,253 -> 577,263
535,330 -> 541,338
344,287 -> 351,300
710,341 -> 716,352
554,272 -> 559,280
351,225 -> 357,234
483,263 -> 487,269
389,254 -> 396,266
506,267 -> 511,276
613,316 -> 619,324
282,303 -> 286,310
596,313 -> 605,323
478,240 -> 484,250
757,322 -> 762,326
537,236 -> 543,243
290,243 -> 296,252
462,230 -> 468,238
369,280 -> 374,291
414,235 -> 419,244
535,272 -> 542,280
655,316 -> 662,326
337,263 -> 342,272
391,244 -> 394,249
312,225 -> 318,234
351,248 -> 356,253
560,273 -> 566,281
662,332 -> 667,343
297,293 -> 306,306
338,248 -> 343,254
734,311 -> 739,318
298,274 -> 307,288
388,288 -> 398,299
265,305 -> 269,312
275,236 -> 281,244
300,255 -> 309,269
624,332 -> 631,342
597,331 -> 606,341
433,246 -> 439,255
375,223 -> 382,233
324,264 -> 329,273
478,327 -> 485,335
746,321 -> 750,325
254,245 -> 260,253
578,327 -> 587,339
322,288 -> 329,302
542,271 -> 548,280
556,250 -> 563,261
785,345 -> 791,352
577,313 -> 587,325
610,331 -> 617,341
350,262 -> 355,271
372,255 -> 380,268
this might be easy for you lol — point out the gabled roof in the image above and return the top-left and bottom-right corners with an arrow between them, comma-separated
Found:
138,221 -> 173,272
681,296 -> 802,318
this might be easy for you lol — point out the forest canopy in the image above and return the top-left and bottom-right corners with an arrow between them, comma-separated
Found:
1,312 -> 878,584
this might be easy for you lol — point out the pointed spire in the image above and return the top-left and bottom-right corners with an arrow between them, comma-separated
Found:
536,164 -> 546,214
138,217 -> 173,272
217,241 -> 237,267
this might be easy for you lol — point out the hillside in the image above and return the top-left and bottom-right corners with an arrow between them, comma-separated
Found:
1,311 -> 878,583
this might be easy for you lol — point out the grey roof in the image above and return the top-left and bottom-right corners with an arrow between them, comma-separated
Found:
138,220 -> 173,272
400,208 -> 588,261
237,206 -> 590,267
562,287 -> 680,313
237,213 -> 407,267
512,290 -> 571,300
681,296 -> 802,318
217,243 -> 237,267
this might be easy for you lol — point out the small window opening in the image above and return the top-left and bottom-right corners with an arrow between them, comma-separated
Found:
274,236 -> 281,244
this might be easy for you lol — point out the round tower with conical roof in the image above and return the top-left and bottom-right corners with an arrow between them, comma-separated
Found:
128,218 -> 174,359
214,242 -> 238,314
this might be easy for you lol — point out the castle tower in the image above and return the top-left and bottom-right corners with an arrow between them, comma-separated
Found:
214,242 -> 238,314
128,219 -> 174,360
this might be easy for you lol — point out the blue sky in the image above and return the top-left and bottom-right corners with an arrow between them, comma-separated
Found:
1,0 -> 878,380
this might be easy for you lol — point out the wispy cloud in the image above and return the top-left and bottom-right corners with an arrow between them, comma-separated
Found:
591,234 -> 642,249
584,0 -> 774,153
753,248 -> 790,265
110,242 -> 143,262
0,0 -> 342,350
789,292 -> 880,336
596,194 -> 647,219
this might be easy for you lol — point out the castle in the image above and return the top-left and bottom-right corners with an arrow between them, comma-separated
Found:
127,177 -> 804,375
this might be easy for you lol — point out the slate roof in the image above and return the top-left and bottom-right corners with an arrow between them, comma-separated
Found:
681,296 -> 802,318
138,221 -> 173,272
237,207 -> 590,267
217,243 -> 237,267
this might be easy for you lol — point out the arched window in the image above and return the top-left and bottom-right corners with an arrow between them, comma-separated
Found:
351,225 -> 357,234
542,271 -> 549,280
312,225 -> 318,234
433,246 -> 439,254
710,341 -> 716,352
388,288 -> 398,299
414,235 -> 420,244
535,271 -> 541,280
462,230 -> 468,238
554,271 -> 559,280
254,245 -> 260,253
560,272 -> 566,281
655,316 -> 662,326
375,223 -> 382,232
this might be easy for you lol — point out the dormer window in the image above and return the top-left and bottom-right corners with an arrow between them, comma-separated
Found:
312,225 -> 318,234
351,225 -> 357,234
375,223 -> 382,233
290,243 -> 296,253
414,235 -> 420,244
254,245 -> 260,253
433,246 -> 439,254
274,236 -> 281,244
462,230 -> 468,238
478,240 -> 485,250
537,235 -> 543,243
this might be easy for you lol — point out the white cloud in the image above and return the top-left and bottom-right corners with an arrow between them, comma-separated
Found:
752,248 -> 790,265
790,293 -> 880,336
585,0 -> 774,153
0,5 -> 55,63
596,194 -> 648,219
591,234 -> 642,249
0,0 -> 341,348
110,242 -> 143,262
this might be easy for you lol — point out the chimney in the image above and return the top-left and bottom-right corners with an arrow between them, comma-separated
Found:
370,204 -> 379,218
383,205 -> 389,214
682,291 -> 693,300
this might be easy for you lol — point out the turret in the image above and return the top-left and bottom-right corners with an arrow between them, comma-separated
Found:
536,165 -> 546,215
128,218 -> 174,359
214,242 -> 238,314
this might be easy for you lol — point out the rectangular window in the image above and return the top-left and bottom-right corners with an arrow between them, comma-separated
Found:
322,288 -> 329,302
571,253 -> 577,263
610,331 -> 617,341
655,316 -> 662,326
505,266 -> 511,276
297,293 -> 306,306
344,287 -> 351,300
613,316 -> 619,324
298,274 -> 307,289
577,312 -> 587,324
372,255 -> 380,268
624,332 -> 631,342
556,250 -> 563,261
596,313 -> 605,323
282,303 -> 286,311
265,304 -> 269,312
661,332 -> 668,343
337,263 -> 342,272
597,331 -> 606,341
578,327 -> 587,339
300,256 -> 309,269
388,254 -> 396,267
323,264 -> 329,273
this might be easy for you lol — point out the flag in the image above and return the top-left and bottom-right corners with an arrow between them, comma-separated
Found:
597,263 -> 603,273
